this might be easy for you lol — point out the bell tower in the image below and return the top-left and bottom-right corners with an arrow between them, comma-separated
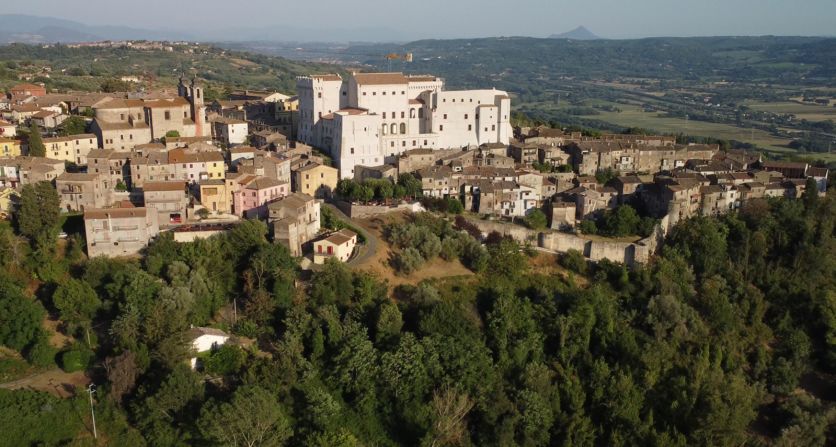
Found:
189,76 -> 206,137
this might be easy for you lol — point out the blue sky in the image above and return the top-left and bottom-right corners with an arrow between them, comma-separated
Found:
5,0 -> 836,40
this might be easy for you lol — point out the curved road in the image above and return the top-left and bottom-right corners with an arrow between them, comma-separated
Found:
323,203 -> 380,266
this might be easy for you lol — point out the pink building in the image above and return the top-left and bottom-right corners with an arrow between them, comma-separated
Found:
233,176 -> 289,218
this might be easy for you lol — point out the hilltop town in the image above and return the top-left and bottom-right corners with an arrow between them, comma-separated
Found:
0,46 -> 834,447
0,71 -> 828,265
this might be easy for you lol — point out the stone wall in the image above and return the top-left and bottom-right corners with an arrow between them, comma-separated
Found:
336,201 -> 425,219
466,216 -> 671,267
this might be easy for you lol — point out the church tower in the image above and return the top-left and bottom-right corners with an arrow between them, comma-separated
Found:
178,76 -> 206,137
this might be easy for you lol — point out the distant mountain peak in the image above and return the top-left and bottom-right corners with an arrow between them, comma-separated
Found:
549,26 -> 601,40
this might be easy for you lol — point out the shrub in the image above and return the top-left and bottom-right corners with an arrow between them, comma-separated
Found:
524,209 -> 548,230
579,220 -> 597,235
559,249 -> 588,275
25,338 -> 57,368
394,247 -> 424,275
59,348 -> 92,372
204,345 -> 246,375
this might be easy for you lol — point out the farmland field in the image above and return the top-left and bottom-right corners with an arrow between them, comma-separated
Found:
745,101 -> 836,121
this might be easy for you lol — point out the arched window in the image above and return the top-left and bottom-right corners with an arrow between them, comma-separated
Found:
400,123 -> 406,134
381,125 -> 387,135
410,109 -> 416,118
418,108 -> 424,119
390,123 -> 397,134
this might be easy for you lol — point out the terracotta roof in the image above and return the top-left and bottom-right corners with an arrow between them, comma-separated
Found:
57,172 -> 98,182
84,207 -> 148,220
336,107 -> 368,115
762,161 -> 807,170
144,97 -> 190,108
143,181 -> 186,192
245,176 -> 285,190
32,110 -> 58,118
187,326 -> 229,339
353,72 -> 408,85
268,192 -> 315,210
43,134 -> 96,143
324,229 -> 356,245
808,167 -> 829,177
94,98 -> 145,109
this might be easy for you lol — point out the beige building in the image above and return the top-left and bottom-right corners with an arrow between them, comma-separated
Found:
313,229 -> 357,264
267,192 -> 321,256
293,162 -> 339,198
567,142 -> 718,175
84,207 -> 160,258
91,77 -> 208,149
130,148 -> 225,188
56,172 -> 113,212
88,149 -> 130,188
44,134 -> 98,165
142,181 -> 189,227
199,179 -> 231,215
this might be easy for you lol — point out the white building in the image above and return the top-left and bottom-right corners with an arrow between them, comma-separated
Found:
297,72 -> 511,178
187,326 -> 231,369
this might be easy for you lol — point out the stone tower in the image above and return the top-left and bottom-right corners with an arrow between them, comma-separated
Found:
178,76 -> 207,137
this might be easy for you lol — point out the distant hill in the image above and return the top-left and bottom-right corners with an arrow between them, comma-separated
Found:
0,14 -> 194,44
549,26 -> 601,40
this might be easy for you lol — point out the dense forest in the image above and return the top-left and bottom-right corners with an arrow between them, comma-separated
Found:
0,179 -> 834,446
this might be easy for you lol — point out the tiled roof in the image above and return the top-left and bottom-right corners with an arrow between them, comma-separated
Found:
143,181 -> 186,192
353,72 -> 408,85
84,207 -> 148,220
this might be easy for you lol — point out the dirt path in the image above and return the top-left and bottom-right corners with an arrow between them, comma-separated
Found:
0,368 -> 90,397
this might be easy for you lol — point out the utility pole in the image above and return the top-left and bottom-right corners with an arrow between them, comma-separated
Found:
87,384 -> 98,439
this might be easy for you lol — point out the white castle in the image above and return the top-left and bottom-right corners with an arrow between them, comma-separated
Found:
296,72 -> 512,178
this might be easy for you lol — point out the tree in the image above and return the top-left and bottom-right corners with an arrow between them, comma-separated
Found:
27,123 -> 45,157
445,197 -> 464,214
199,386 -> 293,447
53,278 -> 101,333
802,177 -> 818,211
579,220 -> 597,235
165,130 -> 180,139
59,116 -> 87,136
0,279 -> 45,351
398,173 -> 423,198
559,249 -> 588,274
105,351 -> 140,403
394,247 -> 424,275
100,79 -> 132,93
16,182 -> 60,245
524,209 -> 548,230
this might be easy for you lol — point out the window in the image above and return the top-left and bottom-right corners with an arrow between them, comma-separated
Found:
120,113 -> 125,120
476,113 -> 479,119
443,114 -> 447,119
465,114 -> 468,119
392,91 -> 396,95
424,139 -> 427,145
401,91 -> 405,95
390,142 -> 395,147
382,91 -> 386,95
363,92 -> 367,96
401,111 -> 405,118
382,112 -> 387,119
390,123 -> 397,134
317,92 -> 322,98
468,125 -> 472,131
492,125 -> 496,131
440,125 -> 444,131
402,141 -> 406,147
350,148 -> 354,154
373,92 -> 376,96
400,123 -> 406,134
164,111 -> 171,120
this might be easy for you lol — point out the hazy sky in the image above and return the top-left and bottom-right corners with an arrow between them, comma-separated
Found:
5,0 -> 836,40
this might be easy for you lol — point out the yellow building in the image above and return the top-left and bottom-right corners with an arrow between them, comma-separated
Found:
0,138 -> 22,158
199,179 -> 231,215
293,162 -> 338,199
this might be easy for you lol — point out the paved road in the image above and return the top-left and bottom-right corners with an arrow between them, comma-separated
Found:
323,203 -> 380,266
